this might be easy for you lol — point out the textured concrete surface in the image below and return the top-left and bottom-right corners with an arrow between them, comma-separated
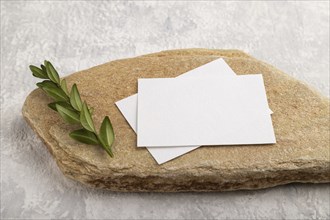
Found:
1,1 -> 329,219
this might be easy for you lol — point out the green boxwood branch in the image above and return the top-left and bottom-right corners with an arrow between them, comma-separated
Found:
29,61 -> 115,157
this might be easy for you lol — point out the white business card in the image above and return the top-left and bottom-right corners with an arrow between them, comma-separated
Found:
137,75 -> 275,147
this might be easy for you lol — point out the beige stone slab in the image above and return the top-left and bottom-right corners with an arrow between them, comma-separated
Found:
22,49 -> 330,192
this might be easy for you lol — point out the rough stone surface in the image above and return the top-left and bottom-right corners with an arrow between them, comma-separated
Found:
22,49 -> 330,192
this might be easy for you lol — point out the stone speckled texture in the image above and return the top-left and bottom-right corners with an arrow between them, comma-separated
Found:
22,49 -> 330,192
1,1 -> 329,219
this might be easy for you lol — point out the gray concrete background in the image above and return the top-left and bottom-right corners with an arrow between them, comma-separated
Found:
1,1 -> 329,219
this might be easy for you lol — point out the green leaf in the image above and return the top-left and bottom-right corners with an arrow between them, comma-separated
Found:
29,65 -> 48,79
99,116 -> 114,148
69,129 -> 99,145
38,81 -> 69,102
44,60 -> 60,84
89,107 -> 94,115
60,79 -> 69,96
48,101 -> 76,112
70,84 -> 82,111
56,104 -> 80,124
80,102 -> 95,132
41,64 -> 47,74
102,145 -> 114,157
48,102 -> 58,111
36,80 -> 57,89
43,87 -> 68,102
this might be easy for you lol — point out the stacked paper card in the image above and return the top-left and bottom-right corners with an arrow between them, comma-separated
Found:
116,59 -> 276,164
